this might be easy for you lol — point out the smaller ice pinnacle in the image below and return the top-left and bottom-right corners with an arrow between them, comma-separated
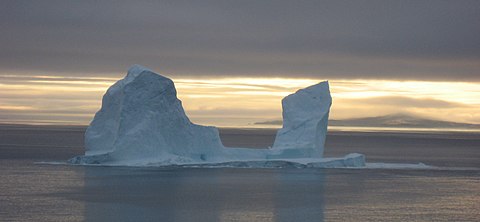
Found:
270,81 -> 331,158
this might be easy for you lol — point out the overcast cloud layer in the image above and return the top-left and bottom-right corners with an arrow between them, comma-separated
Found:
1,0 -> 479,80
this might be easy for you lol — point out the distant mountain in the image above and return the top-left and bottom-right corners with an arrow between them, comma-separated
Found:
255,120 -> 284,125
254,113 -> 480,129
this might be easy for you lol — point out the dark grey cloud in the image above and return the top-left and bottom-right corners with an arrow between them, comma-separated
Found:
1,0 -> 479,80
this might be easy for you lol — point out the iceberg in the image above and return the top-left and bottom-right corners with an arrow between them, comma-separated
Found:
270,81 -> 331,159
79,65 -> 224,164
69,65 -> 365,168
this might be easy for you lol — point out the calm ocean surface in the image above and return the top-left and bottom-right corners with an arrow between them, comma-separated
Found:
0,125 -> 479,221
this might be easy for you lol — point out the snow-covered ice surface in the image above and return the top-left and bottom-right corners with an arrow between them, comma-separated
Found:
69,65 -> 365,168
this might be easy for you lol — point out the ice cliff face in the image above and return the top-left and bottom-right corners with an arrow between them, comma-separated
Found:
69,65 -> 364,168
82,65 -> 224,163
270,82 -> 331,158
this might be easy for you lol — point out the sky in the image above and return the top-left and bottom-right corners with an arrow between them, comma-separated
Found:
1,1 -> 479,126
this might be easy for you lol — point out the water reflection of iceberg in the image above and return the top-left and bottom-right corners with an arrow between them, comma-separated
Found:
81,167 -> 325,221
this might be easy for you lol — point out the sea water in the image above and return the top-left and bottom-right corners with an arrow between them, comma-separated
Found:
0,125 -> 479,221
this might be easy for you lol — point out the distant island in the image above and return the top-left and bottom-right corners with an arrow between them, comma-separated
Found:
254,113 -> 480,129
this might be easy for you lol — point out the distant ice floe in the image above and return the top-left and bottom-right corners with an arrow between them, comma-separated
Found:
68,65 -> 362,168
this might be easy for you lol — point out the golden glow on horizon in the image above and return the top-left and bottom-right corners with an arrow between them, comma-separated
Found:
0,105 -> 35,111
0,83 -> 107,92
27,80 -> 114,86
0,74 -> 479,126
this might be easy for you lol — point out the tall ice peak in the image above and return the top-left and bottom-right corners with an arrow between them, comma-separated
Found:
124,64 -> 158,83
